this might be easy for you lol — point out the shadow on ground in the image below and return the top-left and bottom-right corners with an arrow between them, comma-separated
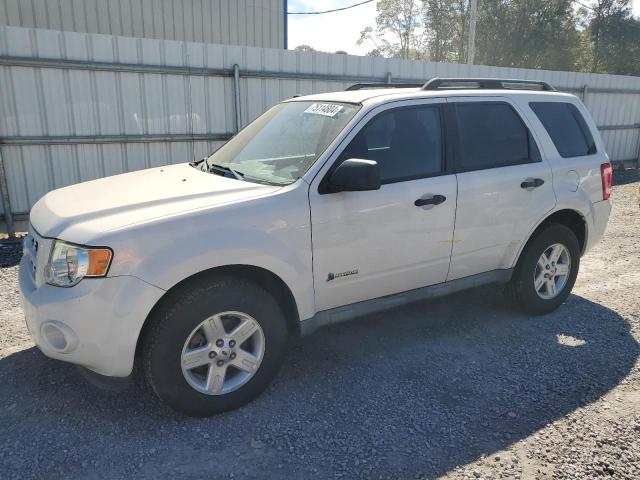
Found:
613,168 -> 639,186
0,240 -> 22,268
1,287 -> 638,479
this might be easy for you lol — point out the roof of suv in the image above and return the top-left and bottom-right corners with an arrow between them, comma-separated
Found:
286,86 -> 575,106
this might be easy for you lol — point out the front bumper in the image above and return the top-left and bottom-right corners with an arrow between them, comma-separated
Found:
20,255 -> 165,377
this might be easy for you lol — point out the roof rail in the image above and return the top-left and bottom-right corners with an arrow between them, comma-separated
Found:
422,78 -> 556,92
346,83 -> 422,91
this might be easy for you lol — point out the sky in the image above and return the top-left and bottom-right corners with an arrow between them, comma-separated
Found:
287,0 -> 379,55
287,0 -> 640,56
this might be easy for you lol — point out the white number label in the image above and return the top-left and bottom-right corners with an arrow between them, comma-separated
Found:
304,103 -> 344,117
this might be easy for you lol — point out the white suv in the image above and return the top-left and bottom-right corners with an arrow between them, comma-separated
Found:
20,78 -> 612,417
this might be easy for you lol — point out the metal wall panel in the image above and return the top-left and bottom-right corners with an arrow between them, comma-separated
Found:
0,0 -> 285,48
0,25 -> 639,233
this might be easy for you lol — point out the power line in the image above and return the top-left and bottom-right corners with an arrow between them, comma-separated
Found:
288,0 -> 374,15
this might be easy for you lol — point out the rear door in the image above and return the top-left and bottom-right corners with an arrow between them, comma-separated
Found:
447,97 -> 556,280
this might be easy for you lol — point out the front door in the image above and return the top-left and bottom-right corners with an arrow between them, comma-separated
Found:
309,99 -> 458,311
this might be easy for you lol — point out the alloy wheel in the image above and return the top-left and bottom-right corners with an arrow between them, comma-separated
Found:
180,311 -> 265,395
534,243 -> 571,300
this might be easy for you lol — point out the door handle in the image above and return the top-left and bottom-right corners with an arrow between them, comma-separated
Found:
521,178 -> 545,189
414,194 -> 446,207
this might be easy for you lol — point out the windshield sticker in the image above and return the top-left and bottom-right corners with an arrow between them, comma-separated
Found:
304,103 -> 344,117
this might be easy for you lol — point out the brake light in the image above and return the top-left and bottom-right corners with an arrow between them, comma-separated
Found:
600,163 -> 612,200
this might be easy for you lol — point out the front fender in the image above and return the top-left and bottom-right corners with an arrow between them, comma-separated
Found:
104,186 -> 315,321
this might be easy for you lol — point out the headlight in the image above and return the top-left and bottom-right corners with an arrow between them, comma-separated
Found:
45,240 -> 113,287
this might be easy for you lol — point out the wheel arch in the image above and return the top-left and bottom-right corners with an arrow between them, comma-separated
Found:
135,264 -> 302,361
515,209 -> 587,268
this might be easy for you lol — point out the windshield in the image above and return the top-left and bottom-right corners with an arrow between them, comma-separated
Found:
203,101 -> 360,185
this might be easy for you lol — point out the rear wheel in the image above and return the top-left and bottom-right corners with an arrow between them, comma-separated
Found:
507,224 -> 580,315
142,276 -> 288,417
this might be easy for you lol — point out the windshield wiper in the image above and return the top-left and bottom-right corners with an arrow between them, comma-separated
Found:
206,160 -> 289,186
239,174 -> 289,186
208,162 -> 244,181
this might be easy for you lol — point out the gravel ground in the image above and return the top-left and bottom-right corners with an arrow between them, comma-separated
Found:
1,171 -> 639,480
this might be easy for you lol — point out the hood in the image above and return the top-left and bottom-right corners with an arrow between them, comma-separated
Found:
30,163 -> 281,243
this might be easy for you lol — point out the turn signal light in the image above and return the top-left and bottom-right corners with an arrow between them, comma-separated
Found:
86,249 -> 113,276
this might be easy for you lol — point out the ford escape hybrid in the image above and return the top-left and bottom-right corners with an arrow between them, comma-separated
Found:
20,78 -> 612,417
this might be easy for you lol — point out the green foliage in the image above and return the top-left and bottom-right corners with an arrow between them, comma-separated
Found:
357,0 -> 427,59
422,0 -> 461,62
294,44 -> 317,52
474,0 -> 580,70
359,0 -> 640,75
581,0 -> 640,75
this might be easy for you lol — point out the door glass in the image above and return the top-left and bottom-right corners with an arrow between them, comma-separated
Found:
529,102 -> 596,158
455,103 -> 530,172
338,106 -> 443,183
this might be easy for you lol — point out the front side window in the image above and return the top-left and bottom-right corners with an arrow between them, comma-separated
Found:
204,101 -> 360,185
530,102 -> 596,158
455,102 -> 531,172
338,105 -> 444,183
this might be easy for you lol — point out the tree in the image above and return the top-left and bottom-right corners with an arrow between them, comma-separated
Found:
357,0 -> 425,59
422,0 -> 459,62
335,50 -> 349,55
294,44 -> 317,52
473,0 -> 579,70
581,0 -> 640,75
354,0 -> 638,75
512,0 -> 579,70
453,0 -> 470,64
357,0 -> 472,63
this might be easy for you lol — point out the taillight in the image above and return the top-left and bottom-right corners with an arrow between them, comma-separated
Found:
600,162 -> 612,200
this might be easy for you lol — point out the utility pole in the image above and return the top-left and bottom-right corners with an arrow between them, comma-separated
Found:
467,0 -> 478,65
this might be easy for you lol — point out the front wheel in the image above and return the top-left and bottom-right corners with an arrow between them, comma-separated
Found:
142,276 -> 288,417
507,224 -> 581,315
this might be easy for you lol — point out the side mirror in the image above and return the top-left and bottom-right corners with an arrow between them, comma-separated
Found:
327,158 -> 381,193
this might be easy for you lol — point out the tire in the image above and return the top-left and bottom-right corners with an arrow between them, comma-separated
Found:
142,275 -> 288,417
506,224 -> 580,315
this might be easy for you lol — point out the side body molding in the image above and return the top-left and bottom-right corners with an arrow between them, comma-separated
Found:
300,269 -> 513,335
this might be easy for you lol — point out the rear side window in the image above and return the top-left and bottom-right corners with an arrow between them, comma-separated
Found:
529,102 -> 596,158
454,103 -> 531,172
338,105 -> 444,183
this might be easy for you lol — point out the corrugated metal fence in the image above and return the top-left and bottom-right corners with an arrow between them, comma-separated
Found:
1,25 -> 640,234
0,0 -> 285,48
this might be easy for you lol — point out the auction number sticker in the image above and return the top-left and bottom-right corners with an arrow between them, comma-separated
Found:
304,103 -> 344,117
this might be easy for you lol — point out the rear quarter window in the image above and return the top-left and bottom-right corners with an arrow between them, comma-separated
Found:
529,102 -> 596,158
